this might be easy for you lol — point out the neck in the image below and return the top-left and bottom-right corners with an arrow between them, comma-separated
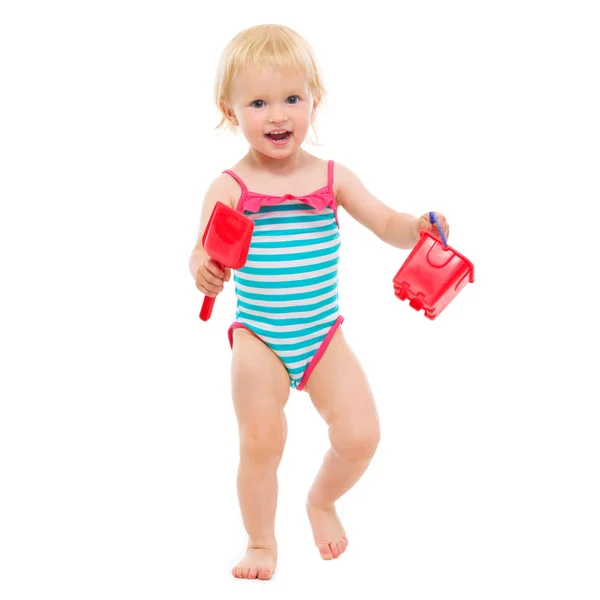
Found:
246,147 -> 308,175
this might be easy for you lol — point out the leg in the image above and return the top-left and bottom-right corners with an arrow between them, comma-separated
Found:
230,328 -> 290,580
304,327 -> 380,560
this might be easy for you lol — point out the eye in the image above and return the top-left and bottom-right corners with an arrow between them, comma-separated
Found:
251,100 -> 265,108
286,95 -> 299,104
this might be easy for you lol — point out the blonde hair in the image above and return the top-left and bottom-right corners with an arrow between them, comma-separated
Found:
214,24 -> 326,144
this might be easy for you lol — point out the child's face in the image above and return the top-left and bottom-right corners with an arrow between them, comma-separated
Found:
225,66 -> 315,158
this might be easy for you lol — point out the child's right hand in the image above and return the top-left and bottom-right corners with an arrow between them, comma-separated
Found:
195,257 -> 231,297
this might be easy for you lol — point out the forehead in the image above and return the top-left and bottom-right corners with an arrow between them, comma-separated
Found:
230,66 -> 310,100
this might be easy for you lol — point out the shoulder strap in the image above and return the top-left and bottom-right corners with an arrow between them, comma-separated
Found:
327,160 -> 334,189
222,169 -> 248,213
222,169 -> 248,194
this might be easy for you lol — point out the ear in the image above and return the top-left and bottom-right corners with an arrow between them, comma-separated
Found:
312,97 -> 321,116
221,102 -> 239,126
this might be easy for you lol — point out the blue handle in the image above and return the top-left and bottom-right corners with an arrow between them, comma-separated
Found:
429,211 -> 448,247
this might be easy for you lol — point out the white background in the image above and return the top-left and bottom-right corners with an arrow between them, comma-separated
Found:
1,1 -> 599,598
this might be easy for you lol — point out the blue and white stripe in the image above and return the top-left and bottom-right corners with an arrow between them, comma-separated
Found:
233,201 -> 341,388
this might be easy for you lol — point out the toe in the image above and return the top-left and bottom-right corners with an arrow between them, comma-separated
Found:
248,567 -> 258,579
242,566 -> 251,578
330,542 -> 341,559
318,542 -> 333,560
258,568 -> 273,580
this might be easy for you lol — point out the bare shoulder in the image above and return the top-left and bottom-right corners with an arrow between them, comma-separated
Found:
190,172 -> 242,252
204,171 -> 242,210
330,162 -> 359,208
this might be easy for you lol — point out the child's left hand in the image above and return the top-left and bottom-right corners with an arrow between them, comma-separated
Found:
414,212 -> 450,242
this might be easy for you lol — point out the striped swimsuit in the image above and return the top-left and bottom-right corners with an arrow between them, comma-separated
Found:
225,160 -> 344,391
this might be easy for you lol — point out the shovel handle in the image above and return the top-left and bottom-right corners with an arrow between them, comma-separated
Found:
199,259 -> 223,321
200,295 -> 216,321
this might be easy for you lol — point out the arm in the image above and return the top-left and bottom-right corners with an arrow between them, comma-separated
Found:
335,164 -> 419,249
188,175 -> 237,281
335,164 -> 449,249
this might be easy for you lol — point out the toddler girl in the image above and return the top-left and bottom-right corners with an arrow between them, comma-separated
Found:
189,24 -> 450,580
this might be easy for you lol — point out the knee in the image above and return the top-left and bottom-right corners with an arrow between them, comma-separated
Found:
331,420 -> 380,463
239,420 -> 286,465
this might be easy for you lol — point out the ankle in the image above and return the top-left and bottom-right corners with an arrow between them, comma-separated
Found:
247,538 -> 277,554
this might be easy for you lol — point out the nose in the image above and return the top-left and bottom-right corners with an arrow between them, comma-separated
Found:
268,104 -> 287,124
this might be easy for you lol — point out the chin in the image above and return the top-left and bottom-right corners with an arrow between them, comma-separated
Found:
256,141 -> 298,158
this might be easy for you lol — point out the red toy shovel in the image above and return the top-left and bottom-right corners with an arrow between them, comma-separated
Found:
199,201 -> 254,321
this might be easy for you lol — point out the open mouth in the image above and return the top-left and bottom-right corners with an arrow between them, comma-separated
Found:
265,130 -> 291,143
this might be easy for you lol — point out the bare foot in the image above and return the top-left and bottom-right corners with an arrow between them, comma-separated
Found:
306,503 -> 348,560
232,546 -> 277,580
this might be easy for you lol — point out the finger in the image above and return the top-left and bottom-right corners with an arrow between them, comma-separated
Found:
430,213 -> 449,238
434,216 -> 449,238
203,275 -> 223,288
198,286 -> 217,297
431,214 -> 447,232
196,280 -> 217,296
205,259 -> 224,278
199,274 -> 224,295
203,268 -> 224,286
198,285 -> 223,297
196,280 -> 222,296
224,267 -> 232,282
418,217 -> 432,231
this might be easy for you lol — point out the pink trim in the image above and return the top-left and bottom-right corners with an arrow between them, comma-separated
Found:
297,315 -> 344,392
228,321 -> 259,348
222,170 -> 247,213
238,189 -> 333,214
327,160 -> 340,229
222,164 -> 339,220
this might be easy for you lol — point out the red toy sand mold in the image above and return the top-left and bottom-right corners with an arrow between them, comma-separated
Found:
393,212 -> 474,320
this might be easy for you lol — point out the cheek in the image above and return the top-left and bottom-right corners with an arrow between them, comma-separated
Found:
240,110 -> 262,131
295,106 -> 312,128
